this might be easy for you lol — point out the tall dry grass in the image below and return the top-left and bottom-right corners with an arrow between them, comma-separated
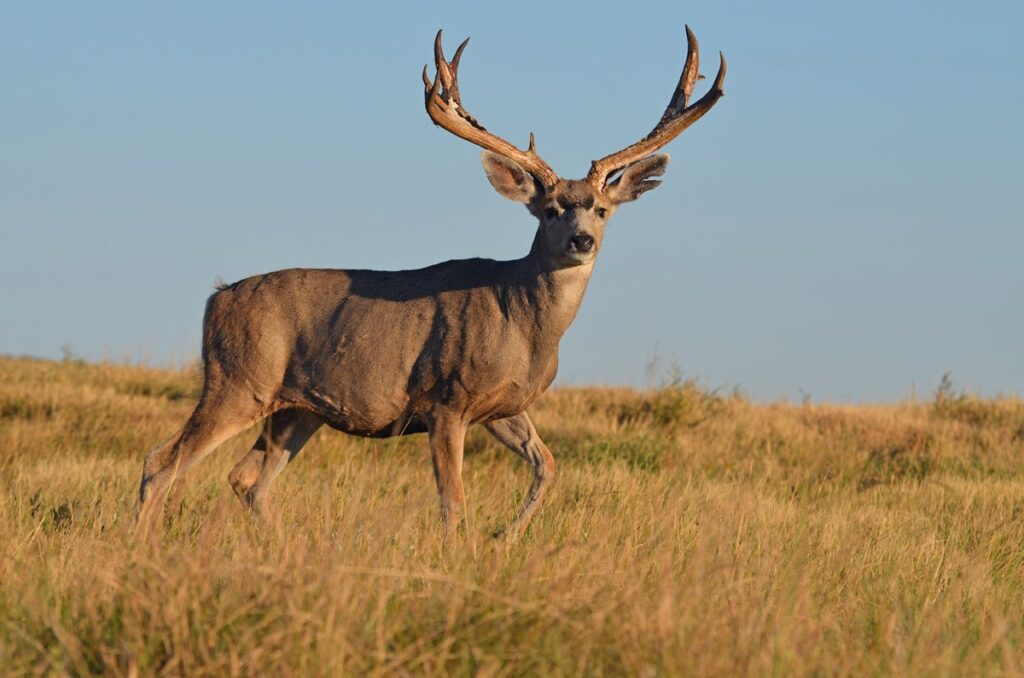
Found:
1,356 -> 1023,675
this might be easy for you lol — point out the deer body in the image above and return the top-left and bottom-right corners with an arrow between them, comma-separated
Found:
204,254 -> 589,438
134,27 -> 725,541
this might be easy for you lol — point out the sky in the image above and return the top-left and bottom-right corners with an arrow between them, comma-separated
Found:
1,1 -> 1021,402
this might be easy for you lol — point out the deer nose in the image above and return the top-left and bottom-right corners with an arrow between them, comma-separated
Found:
570,233 -> 595,253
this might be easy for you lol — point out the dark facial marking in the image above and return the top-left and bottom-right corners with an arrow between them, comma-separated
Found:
556,194 -> 595,210
555,181 -> 596,211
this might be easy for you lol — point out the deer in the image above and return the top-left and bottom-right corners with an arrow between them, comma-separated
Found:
134,26 -> 726,542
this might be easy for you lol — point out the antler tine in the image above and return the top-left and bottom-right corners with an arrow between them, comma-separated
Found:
588,26 -> 726,189
449,37 -> 469,94
423,29 -> 559,189
433,31 -> 454,102
666,25 -> 701,115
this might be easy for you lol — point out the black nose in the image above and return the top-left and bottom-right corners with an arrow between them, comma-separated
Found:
570,233 -> 595,253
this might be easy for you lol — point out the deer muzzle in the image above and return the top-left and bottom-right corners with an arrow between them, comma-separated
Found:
568,232 -> 595,254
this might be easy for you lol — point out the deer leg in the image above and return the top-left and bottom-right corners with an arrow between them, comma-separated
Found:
485,412 -> 555,540
227,448 -> 265,508
427,414 -> 468,543
228,408 -> 322,520
134,394 -> 262,536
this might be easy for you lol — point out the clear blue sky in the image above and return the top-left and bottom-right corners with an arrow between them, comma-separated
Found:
1,1 -> 1021,402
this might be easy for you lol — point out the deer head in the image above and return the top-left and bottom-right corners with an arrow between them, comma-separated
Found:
423,27 -> 726,268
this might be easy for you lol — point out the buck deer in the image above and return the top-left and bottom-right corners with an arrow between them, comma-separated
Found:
134,26 -> 726,541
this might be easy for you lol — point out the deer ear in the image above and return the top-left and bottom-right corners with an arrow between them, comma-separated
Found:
604,154 -> 670,204
481,151 -> 541,204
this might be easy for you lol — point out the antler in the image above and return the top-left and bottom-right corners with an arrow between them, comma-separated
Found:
423,30 -> 559,189
587,26 -> 726,189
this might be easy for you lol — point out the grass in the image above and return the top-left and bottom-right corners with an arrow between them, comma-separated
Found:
1,355 -> 1023,675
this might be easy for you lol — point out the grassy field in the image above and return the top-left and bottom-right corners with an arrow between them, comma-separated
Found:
1,356 -> 1023,675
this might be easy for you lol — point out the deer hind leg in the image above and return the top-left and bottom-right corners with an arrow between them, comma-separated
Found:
134,393 -> 263,537
485,412 -> 555,540
228,408 -> 322,520
427,414 -> 468,544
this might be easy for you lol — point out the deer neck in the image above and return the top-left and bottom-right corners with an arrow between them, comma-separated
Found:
509,237 -> 595,345
533,263 -> 593,341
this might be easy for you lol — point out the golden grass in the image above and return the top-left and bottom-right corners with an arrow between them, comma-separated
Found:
1,355 -> 1024,675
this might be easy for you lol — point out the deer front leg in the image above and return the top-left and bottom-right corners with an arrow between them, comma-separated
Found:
485,412 -> 554,540
427,414 -> 468,543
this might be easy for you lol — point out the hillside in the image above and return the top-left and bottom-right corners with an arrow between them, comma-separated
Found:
1,356 -> 1023,675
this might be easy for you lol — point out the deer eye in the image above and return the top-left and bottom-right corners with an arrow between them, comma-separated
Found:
544,207 -> 559,219
596,207 -> 607,218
